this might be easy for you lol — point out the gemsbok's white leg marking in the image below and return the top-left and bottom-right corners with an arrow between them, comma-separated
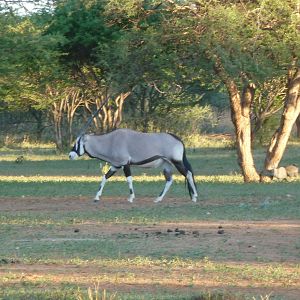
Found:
187,170 -> 198,202
154,178 -> 173,203
126,176 -> 135,203
94,166 -> 118,201
94,175 -> 106,201
154,164 -> 173,203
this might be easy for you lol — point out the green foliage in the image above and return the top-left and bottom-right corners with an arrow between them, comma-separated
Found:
198,1 -> 299,83
255,113 -> 282,145
0,12 -> 65,111
150,105 -> 216,136
1,0 -> 300,152
46,0 -> 120,65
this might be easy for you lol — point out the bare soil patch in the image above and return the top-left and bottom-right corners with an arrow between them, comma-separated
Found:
0,196 -> 299,299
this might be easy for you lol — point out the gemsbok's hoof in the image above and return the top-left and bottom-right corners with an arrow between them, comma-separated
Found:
127,196 -> 134,203
154,197 -> 162,203
192,196 -> 197,203
93,198 -> 100,203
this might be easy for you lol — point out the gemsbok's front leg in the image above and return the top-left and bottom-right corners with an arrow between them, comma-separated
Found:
94,166 -> 119,202
123,165 -> 135,203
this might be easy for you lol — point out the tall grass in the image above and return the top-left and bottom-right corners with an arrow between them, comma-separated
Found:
77,284 -> 117,300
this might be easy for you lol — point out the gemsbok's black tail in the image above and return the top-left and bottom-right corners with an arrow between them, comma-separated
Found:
168,132 -> 198,200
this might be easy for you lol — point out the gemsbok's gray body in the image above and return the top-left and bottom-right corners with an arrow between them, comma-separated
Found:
69,129 -> 198,203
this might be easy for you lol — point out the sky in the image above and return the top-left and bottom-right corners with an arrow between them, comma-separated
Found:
0,0 -> 53,15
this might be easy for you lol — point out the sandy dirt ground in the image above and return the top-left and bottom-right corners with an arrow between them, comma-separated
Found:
0,197 -> 299,299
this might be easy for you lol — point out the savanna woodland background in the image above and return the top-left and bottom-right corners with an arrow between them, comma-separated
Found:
0,0 -> 300,299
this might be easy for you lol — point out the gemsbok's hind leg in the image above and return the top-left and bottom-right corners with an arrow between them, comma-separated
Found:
94,166 -> 119,202
154,163 -> 173,203
172,160 -> 198,202
123,165 -> 135,203
187,171 -> 198,202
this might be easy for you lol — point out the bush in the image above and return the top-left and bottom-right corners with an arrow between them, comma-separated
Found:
254,114 -> 281,146
123,105 -> 216,136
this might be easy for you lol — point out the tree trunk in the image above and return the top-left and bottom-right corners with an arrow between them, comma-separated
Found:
140,88 -> 148,132
112,92 -> 130,129
29,108 -> 44,141
52,101 -> 65,151
227,81 -> 260,182
264,68 -> 300,171
66,88 -> 83,145
213,56 -> 260,182
251,114 -> 266,143
296,113 -> 300,138
53,112 -> 63,150
85,93 -> 130,133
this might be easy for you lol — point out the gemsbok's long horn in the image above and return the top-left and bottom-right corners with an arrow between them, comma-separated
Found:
78,97 -> 109,136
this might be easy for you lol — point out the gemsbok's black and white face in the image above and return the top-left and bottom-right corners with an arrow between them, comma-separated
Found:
69,136 -> 85,160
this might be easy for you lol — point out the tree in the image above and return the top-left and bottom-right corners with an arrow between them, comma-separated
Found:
103,0 -> 207,133
0,8 -> 66,144
103,0 -> 300,182
156,0 -> 300,182
251,77 -> 286,142
45,0 -> 132,136
2,0 -> 299,166
47,86 -> 85,149
264,67 -> 300,172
